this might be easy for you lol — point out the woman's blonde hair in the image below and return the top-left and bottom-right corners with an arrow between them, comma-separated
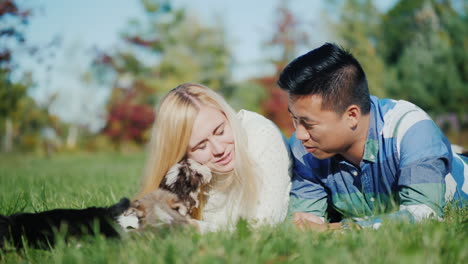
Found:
138,83 -> 258,220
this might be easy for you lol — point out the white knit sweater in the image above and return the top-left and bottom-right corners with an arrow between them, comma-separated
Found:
198,110 -> 291,232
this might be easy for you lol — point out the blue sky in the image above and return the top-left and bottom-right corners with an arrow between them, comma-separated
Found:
16,0 -> 395,130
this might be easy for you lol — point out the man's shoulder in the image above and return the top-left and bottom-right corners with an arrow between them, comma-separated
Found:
373,97 -> 432,139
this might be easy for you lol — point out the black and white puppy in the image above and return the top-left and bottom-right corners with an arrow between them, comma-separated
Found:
118,158 -> 212,231
0,159 -> 212,250
0,198 -> 130,250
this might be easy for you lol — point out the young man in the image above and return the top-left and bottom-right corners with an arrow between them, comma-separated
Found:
277,43 -> 467,229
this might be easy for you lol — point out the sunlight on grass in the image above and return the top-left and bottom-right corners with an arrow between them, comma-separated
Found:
0,153 -> 467,263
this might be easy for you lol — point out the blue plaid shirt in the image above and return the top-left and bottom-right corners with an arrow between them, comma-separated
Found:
289,96 -> 468,227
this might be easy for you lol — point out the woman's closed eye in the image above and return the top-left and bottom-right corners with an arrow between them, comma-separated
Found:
192,141 -> 207,152
195,142 -> 207,151
215,129 -> 224,136
214,123 -> 225,136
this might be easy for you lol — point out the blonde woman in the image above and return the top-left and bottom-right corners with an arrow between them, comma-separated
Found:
138,83 -> 291,232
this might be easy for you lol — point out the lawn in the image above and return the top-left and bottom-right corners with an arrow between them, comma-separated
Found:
0,153 -> 467,263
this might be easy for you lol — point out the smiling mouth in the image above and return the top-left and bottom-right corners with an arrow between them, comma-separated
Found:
303,145 -> 318,153
216,151 -> 232,165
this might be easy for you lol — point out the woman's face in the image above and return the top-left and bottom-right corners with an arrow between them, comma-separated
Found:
187,106 -> 235,173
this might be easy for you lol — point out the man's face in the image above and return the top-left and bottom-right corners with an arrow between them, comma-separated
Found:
288,94 -> 353,160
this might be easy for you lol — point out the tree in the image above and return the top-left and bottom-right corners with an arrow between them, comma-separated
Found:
1,1 -> 62,153
326,0 -> 387,98
381,0 -> 467,116
0,0 -> 30,152
93,0 -> 233,148
258,1 -> 310,136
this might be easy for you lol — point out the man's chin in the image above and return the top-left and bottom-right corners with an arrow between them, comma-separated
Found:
310,151 -> 334,160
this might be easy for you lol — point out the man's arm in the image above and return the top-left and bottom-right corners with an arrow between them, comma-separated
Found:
288,134 -> 330,226
350,110 -> 450,229
395,117 -> 449,220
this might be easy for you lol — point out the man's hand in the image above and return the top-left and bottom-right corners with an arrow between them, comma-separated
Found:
292,212 -> 344,232
293,212 -> 325,231
293,212 -> 324,224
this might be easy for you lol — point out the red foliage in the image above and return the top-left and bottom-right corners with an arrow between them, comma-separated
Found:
0,0 -> 30,17
125,36 -> 160,48
103,102 -> 155,143
257,76 -> 294,137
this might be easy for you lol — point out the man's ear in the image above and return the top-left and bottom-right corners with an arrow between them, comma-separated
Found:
344,104 -> 361,129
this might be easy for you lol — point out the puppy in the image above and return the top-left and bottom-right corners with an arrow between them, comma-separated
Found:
0,159 -> 211,249
118,189 -> 195,231
0,198 -> 130,250
118,158 -> 212,231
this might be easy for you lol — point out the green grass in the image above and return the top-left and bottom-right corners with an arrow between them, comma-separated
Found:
0,153 -> 467,263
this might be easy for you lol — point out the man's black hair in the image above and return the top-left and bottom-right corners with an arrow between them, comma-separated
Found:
277,43 -> 370,114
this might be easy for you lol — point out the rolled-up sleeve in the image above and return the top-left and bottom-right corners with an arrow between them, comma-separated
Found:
396,115 -> 450,219
288,134 -> 328,218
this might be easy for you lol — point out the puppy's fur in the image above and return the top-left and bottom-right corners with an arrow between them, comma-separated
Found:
118,189 -> 195,230
160,158 -> 212,215
118,158 -> 212,231
0,198 -> 130,250
0,159 -> 212,250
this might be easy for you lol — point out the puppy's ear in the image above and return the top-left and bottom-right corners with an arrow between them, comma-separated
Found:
130,200 -> 146,218
168,199 -> 188,216
108,197 -> 131,217
131,200 -> 140,208
187,159 -> 212,184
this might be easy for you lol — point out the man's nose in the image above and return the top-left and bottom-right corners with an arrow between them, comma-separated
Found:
295,124 -> 310,142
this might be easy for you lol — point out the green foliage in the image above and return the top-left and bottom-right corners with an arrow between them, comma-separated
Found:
0,70 -> 28,119
97,0 -> 233,98
226,81 -> 266,113
381,0 -> 467,116
327,0 -> 467,133
328,0 -> 387,98
93,0 -> 236,148
0,153 -> 466,263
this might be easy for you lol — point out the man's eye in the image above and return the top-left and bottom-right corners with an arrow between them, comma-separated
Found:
216,129 -> 224,136
302,122 -> 314,129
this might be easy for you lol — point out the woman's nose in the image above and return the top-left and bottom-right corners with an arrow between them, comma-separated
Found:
210,139 -> 224,155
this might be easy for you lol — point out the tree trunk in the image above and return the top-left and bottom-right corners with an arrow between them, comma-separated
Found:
3,118 -> 13,152
66,125 -> 78,150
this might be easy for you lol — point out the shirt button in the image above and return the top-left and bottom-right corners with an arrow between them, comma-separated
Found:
370,154 -> 375,159
352,171 -> 358,176
370,197 -> 375,202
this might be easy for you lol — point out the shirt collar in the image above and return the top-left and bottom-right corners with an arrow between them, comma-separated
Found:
362,101 -> 378,163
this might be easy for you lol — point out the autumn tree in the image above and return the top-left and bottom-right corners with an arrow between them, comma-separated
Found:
259,1 -> 310,136
93,0 -> 233,148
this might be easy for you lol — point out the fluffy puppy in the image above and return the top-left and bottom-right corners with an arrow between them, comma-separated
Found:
0,159 -> 212,249
118,158 -> 212,231
118,189 -> 195,231
160,158 -> 212,215
0,198 -> 130,250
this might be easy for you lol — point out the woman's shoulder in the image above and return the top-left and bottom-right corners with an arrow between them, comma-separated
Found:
236,109 -> 278,131
236,109 -> 286,149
